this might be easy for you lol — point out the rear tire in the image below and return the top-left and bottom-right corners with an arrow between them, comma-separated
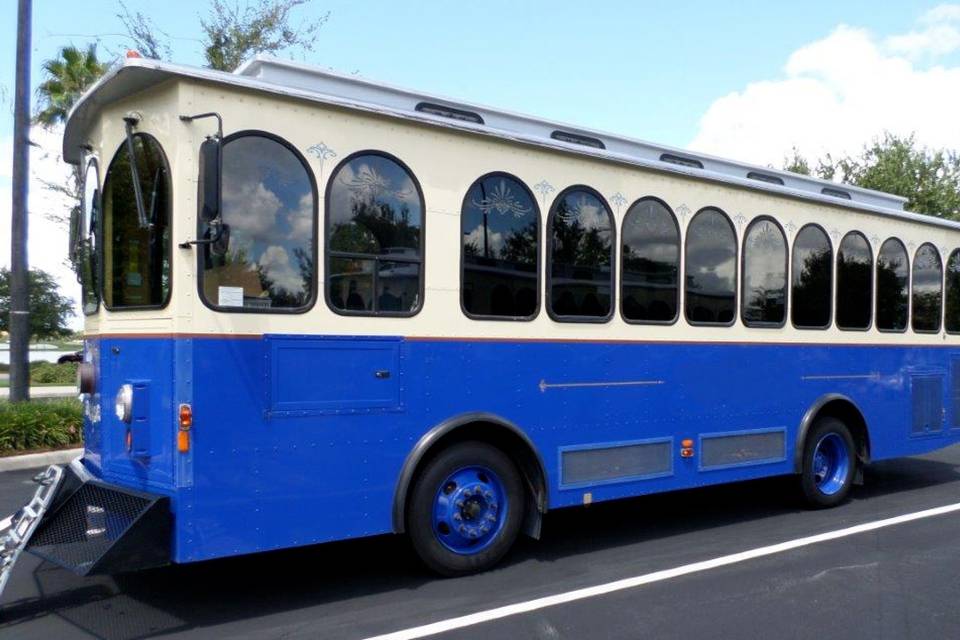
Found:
799,417 -> 857,508
407,441 -> 524,576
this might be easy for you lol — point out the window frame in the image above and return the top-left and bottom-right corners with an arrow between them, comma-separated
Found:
619,196 -> 681,326
911,242 -> 943,334
545,184 -> 616,324
946,249 -> 960,335
740,215 -> 788,329
875,237 -> 909,334
835,230 -> 874,332
197,130 -> 319,315
81,155 -> 101,316
100,132 -> 173,312
459,171 -> 541,322
684,206 -> 738,327
789,223 -> 833,331
324,149 -> 426,318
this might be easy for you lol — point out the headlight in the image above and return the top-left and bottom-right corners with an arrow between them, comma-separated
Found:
115,384 -> 133,423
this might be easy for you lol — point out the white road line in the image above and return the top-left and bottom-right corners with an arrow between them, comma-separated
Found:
363,502 -> 960,640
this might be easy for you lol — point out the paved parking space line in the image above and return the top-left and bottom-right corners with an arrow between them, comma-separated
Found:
362,501 -> 960,640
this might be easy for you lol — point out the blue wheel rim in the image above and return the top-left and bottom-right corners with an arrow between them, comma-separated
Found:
812,433 -> 850,496
432,465 -> 508,555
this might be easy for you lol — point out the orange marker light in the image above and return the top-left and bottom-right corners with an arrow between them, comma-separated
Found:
681,439 -> 694,448
177,430 -> 191,453
125,429 -> 132,451
178,404 -> 192,453
680,438 -> 695,458
126,49 -> 142,58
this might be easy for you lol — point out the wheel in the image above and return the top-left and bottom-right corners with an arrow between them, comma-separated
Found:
407,441 -> 525,576
799,417 -> 857,508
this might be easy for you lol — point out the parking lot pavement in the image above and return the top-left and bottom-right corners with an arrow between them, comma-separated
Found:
2,445 -> 960,640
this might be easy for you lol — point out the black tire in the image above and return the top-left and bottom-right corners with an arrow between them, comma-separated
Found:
407,441 -> 525,576
799,416 -> 857,508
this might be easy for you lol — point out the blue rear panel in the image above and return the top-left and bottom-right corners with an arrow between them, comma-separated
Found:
83,334 -> 960,563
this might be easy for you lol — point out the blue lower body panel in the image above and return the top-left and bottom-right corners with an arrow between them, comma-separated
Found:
82,335 -> 960,564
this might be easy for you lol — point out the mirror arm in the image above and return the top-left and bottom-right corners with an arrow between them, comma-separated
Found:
179,112 -> 223,140
179,222 -> 226,249
123,114 -> 151,230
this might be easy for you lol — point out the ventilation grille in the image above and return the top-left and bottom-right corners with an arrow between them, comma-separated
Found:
747,171 -> 784,185
700,430 -> 785,470
550,130 -> 605,149
911,375 -> 944,435
414,102 -> 484,125
660,153 -> 704,169
561,440 -> 671,486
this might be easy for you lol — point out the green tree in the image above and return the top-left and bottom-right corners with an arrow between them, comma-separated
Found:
35,44 -> 108,127
121,0 -> 329,72
0,268 -> 75,339
784,134 -> 960,220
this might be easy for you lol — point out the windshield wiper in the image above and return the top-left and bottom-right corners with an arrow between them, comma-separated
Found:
123,114 -> 151,230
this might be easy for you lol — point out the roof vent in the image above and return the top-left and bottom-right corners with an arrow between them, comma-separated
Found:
821,187 -> 852,200
747,171 -> 784,186
550,130 -> 605,149
660,153 -> 703,169
414,102 -> 484,125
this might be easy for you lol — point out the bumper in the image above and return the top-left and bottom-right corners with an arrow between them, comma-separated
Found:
26,460 -> 172,576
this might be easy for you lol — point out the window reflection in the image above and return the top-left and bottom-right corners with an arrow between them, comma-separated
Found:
946,250 -> 960,333
791,225 -> 832,328
912,243 -> 942,332
327,153 -> 423,315
202,135 -> 315,310
621,199 -> 679,323
462,174 -> 539,319
876,238 -> 908,331
548,188 -> 614,320
684,208 -> 736,324
742,218 -> 786,326
836,232 -> 872,330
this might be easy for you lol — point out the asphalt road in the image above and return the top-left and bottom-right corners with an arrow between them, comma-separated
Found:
2,445 -> 960,640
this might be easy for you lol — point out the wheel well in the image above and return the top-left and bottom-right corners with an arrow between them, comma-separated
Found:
393,416 -> 548,538
795,396 -> 871,471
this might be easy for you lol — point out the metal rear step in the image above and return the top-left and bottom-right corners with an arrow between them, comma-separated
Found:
0,461 -> 171,600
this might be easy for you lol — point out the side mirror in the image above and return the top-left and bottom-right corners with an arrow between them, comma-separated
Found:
68,204 -> 82,263
198,136 -> 222,224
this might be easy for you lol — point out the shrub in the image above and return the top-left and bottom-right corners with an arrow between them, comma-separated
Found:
0,400 -> 83,453
30,361 -> 78,385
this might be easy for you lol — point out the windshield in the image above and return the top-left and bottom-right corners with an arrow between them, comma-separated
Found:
101,133 -> 171,309
80,158 -> 100,314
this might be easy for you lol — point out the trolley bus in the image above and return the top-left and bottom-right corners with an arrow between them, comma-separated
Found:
5,53 -> 960,582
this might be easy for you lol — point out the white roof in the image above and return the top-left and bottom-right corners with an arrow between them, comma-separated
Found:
65,55 -> 960,232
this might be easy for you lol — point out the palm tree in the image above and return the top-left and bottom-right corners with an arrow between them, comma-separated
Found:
35,44 -> 107,127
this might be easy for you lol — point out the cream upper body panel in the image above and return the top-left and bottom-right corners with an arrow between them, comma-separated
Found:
80,72 -> 960,346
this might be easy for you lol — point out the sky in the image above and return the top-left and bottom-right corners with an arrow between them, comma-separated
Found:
2,0 -> 960,328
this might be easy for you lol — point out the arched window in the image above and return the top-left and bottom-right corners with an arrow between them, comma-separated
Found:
836,232 -> 872,330
912,243 -> 943,332
326,152 -> 424,315
684,207 -> 736,325
741,217 -> 787,327
946,250 -> 960,333
621,198 -> 679,323
791,225 -> 832,329
79,157 -> 100,315
875,238 -> 908,332
547,187 -> 615,321
102,133 -> 171,309
461,173 -> 539,319
201,133 -> 317,311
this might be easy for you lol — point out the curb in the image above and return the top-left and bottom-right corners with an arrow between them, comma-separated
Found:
0,448 -> 82,472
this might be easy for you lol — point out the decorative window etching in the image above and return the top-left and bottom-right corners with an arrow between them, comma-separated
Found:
471,178 -> 532,218
732,213 -> 747,230
784,220 -> 797,235
748,219 -> 783,250
829,227 -> 841,241
676,203 -> 691,222
340,163 -> 412,202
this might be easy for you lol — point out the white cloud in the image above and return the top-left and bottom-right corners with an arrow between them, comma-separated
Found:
464,224 -> 504,256
0,125 -> 81,329
258,244 -> 302,294
688,6 -> 960,168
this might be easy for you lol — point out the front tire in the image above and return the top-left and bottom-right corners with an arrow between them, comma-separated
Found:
799,417 -> 857,508
407,441 -> 524,576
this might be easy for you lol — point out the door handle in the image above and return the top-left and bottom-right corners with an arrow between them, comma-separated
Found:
375,370 -> 391,379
